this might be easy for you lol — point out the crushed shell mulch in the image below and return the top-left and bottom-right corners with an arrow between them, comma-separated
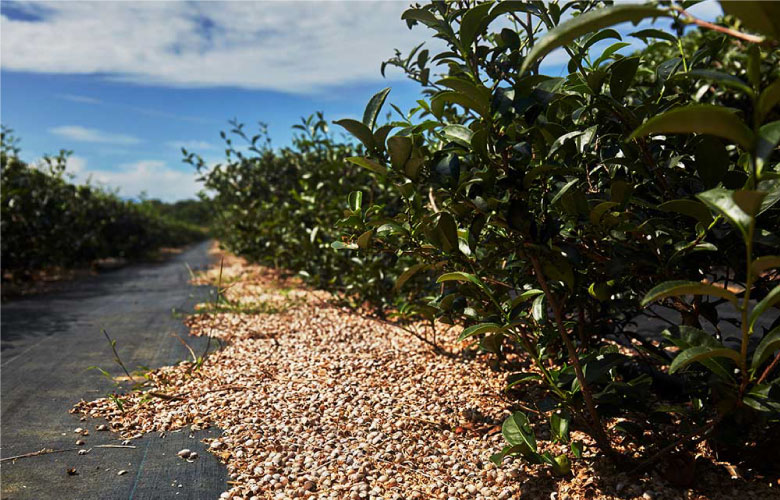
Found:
73,250 -> 778,500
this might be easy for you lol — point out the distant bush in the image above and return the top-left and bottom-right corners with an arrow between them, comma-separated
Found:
1,127 -> 207,279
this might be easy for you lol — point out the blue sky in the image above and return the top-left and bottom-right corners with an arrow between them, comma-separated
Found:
1,1 -> 721,201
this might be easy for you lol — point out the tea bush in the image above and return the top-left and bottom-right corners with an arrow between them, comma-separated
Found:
1,128 -> 207,278
197,0 -> 779,473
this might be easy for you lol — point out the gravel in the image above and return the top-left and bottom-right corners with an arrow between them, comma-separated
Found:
72,251 -> 778,500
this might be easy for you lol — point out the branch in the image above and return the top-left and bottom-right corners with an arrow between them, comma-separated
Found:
673,6 -> 766,45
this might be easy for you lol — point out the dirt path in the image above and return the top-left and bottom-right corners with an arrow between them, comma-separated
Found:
1,240 -> 228,499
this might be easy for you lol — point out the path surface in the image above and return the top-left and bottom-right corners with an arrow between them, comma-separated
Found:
1,240 -> 229,500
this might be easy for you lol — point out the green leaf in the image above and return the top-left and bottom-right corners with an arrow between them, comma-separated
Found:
570,440 -> 583,459
431,90 -> 489,118
442,124 -> 474,147
502,411 -> 537,451
433,212 -> 459,252
460,1 -> 494,47
394,263 -> 429,291
458,322 -> 505,343
550,178 -> 578,206
437,271 -> 498,308
682,70 -> 754,96
756,79 -> 780,123
669,345 -> 741,374
363,88 -> 391,131
751,327 -> 780,372
549,412 -> 570,443
438,77 -> 491,109
348,191 -> 363,212
387,135 -> 413,170
752,256 -> 780,276
696,188 -> 753,241
749,285 -> 780,331
356,229 -> 373,250
609,56 -> 640,100
694,135 -> 729,188
334,119 -> 376,150
658,199 -> 714,225
532,294 -> 546,322
331,241 -> 357,250
628,28 -> 678,44
641,280 -> 739,307
401,8 -> 440,29
629,105 -> 756,152
345,157 -> 388,175
756,121 -> 780,174
519,4 -> 671,75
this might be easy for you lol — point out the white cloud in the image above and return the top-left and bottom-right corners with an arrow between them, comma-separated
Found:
59,93 -> 102,104
1,1 -> 437,93
66,156 -> 201,201
166,140 -> 216,151
50,125 -> 141,145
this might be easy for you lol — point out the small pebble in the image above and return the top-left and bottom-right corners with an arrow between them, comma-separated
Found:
78,449 -> 89,455
96,424 -> 108,431
177,449 -> 192,459
118,470 -> 128,476
75,439 -> 85,446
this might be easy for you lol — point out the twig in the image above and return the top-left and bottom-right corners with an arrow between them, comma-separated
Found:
0,447 -> 79,463
629,418 -> 720,475
94,444 -> 137,449
757,350 -> 780,385
172,332 -> 198,363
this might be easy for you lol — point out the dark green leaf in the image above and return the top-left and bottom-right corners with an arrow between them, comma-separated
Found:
502,411 -> 537,451
629,105 -> 756,152
669,345 -> 741,374
335,119 -> 376,150
751,327 -> 780,372
641,280 -> 739,307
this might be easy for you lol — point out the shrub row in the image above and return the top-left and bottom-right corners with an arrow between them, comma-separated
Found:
1,129 -> 207,278
196,1 -> 779,475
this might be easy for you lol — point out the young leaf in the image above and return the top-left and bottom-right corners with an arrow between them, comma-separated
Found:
629,105 -> 756,152
669,345 -> 741,374
363,88 -> 391,131
751,327 -> 780,372
641,280 -> 739,307
519,4 -> 671,75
